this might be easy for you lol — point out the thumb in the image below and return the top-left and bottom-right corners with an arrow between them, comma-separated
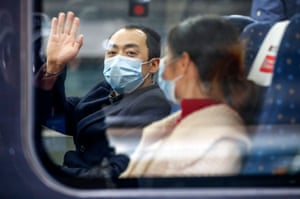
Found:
75,34 -> 84,49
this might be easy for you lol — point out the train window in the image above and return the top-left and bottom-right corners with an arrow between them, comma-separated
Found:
31,0 -> 300,196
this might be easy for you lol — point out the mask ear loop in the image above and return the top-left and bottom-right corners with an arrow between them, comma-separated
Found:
127,60 -> 154,94
126,72 -> 151,94
142,58 -> 158,84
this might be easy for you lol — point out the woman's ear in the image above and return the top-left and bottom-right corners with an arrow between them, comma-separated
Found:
180,52 -> 191,73
148,58 -> 160,73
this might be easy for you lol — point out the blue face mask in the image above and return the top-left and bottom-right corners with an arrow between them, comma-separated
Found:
158,59 -> 183,104
103,55 -> 150,94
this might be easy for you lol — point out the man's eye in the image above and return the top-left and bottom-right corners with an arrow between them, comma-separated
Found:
126,51 -> 138,56
106,51 -> 116,57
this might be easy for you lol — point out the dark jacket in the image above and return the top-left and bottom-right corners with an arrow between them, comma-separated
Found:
35,67 -> 171,178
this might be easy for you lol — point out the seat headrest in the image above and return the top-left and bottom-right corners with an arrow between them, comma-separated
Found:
258,14 -> 300,124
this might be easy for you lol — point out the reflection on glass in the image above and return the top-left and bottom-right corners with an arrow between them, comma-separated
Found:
34,0 -> 300,189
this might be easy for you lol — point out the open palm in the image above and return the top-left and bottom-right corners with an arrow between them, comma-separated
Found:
46,12 -> 83,74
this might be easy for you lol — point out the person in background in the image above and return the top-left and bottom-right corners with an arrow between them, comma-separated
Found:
251,0 -> 300,22
121,15 -> 258,177
35,11 -> 171,178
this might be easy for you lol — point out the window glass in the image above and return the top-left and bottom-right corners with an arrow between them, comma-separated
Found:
34,0 -> 300,190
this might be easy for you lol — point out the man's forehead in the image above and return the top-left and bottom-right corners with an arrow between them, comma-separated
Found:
114,28 -> 146,36
114,28 -> 146,37
105,28 -> 147,49
110,29 -> 146,42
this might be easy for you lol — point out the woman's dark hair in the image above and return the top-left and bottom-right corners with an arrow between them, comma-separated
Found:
109,24 -> 161,60
167,15 -> 258,115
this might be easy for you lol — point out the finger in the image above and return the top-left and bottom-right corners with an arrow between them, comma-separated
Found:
64,11 -> 74,35
57,12 -> 66,34
70,17 -> 80,39
50,17 -> 58,35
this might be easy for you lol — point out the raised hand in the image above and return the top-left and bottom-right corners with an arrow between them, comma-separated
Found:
46,11 -> 83,74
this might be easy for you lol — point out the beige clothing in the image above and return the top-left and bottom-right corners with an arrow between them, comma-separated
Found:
121,104 -> 251,177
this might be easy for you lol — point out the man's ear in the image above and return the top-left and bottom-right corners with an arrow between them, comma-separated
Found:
148,58 -> 160,73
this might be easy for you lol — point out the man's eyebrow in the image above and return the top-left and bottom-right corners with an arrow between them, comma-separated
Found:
123,43 -> 140,49
105,43 -> 118,49
106,43 -> 140,49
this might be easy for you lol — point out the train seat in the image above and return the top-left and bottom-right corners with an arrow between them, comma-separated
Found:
240,21 -> 272,75
225,14 -> 256,34
242,14 -> 300,175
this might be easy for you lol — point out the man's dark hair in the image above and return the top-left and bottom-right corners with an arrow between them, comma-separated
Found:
109,24 -> 161,60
